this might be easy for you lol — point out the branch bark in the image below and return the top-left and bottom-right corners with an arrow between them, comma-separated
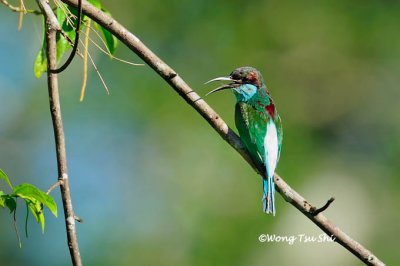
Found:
35,1 -> 82,265
61,1 -> 385,265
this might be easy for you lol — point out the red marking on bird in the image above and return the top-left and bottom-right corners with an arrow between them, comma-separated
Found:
247,71 -> 261,88
265,103 -> 275,118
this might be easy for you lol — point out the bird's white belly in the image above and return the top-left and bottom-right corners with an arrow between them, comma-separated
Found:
264,120 -> 278,176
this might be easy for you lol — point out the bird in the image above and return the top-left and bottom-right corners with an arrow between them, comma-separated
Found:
206,66 -> 283,215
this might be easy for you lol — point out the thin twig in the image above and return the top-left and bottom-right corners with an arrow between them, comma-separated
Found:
35,1 -> 82,265
17,0 -> 26,30
80,18 -> 90,101
46,180 -> 63,195
81,19 -> 143,66
59,30 -> 84,58
12,203 -> 22,248
74,215 -> 83,223
50,0 -> 82,73
56,3 -> 142,65
61,0 -> 385,265
58,9 -> 143,66
25,203 -> 29,238
1,0 -> 42,14
54,4 -> 111,97
79,37 -> 110,95
310,197 -> 335,216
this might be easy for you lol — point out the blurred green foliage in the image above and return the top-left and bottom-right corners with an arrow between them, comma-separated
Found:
0,0 -> 399,265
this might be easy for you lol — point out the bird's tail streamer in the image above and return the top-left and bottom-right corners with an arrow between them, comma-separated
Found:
262,174 -> 275,215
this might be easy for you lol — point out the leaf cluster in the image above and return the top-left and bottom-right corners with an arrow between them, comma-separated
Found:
34,0 -> 118,78
0,169 -> 57,241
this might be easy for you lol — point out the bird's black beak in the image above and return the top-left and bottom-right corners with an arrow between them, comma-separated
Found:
205,76 -> 241,96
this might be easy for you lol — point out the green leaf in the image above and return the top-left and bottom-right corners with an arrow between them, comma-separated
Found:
34,49 -> 47,78
94,19 -> 118,55
56,4 -> 76,61
12,184 -> 57,217
5,197 -> 16,213
0,168 -> 13,189
34,18 -> 47,78
0,191 -> 4,207
26,199 -> 45,232
87,0 -> 118,55
87,0 -> 102,9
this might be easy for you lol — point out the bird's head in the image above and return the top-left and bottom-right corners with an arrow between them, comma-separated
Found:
206,66 -> 265,102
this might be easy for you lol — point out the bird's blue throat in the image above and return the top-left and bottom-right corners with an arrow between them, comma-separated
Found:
233,84 -> 258,102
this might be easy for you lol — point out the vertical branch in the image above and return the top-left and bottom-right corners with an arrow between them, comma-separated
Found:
36,1 -> 82,265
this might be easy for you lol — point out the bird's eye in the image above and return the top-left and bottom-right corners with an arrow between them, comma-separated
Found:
231,72 -> 240,80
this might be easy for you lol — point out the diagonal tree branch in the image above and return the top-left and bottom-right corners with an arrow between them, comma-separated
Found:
61,1 -> 385,265
35,1 -> 82,265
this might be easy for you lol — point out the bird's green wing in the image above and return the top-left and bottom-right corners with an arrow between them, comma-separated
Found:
235,102 -> 267,167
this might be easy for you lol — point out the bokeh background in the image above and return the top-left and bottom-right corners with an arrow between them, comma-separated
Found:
1,0 -> 399,265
